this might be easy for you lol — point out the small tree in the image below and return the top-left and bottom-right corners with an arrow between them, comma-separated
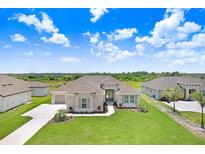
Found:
162,86 -> 183,112
190,92 -> 205,129
54,109 -> 67,122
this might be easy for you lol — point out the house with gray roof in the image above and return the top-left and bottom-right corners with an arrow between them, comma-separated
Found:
142,76 -> 205,99
0,74 -> 49,112
51,76 -> 140,113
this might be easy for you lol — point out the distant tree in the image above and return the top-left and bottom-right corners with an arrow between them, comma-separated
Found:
162,87 -> 183,112
190,92 -> 205,129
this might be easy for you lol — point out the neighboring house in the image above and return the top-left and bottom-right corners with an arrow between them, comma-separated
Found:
142,76 -> 205,100
29,82 -> 49,96
0,74 -> 49,112
51,76 -> 140,112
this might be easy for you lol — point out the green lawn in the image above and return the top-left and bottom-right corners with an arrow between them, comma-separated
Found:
42,80 -> 67,90
0,96 -> 51,140
124,81 -> 142,90
26,98 -> 204,145
180,111 -> 205,125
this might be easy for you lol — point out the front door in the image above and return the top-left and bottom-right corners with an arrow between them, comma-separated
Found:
105,89 -> 115,102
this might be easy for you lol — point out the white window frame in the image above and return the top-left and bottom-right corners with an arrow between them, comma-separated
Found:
123,95 -> 135,104
81,98 -> 87,109
130,95 -> 135,103
124,95 -> 129,103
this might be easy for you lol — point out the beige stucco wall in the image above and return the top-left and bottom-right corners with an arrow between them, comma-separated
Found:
31,87 -> 49,96
93,95 -> 104,111
142,86 -> 162,99
65,93 -> 104,112
0,96 -> 3,112
116,94 -> 139,107
0,91 -> 32,112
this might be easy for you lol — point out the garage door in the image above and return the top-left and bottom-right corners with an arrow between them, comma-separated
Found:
55,95 -> 65,104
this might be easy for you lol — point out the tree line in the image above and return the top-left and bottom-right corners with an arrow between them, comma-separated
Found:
8,71 -> 205,82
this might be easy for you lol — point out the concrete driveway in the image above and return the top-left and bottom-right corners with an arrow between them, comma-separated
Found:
0,104 -> 66,145
163,101 -> 204,113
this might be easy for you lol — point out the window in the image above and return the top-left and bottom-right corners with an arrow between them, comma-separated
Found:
123,95 -> 135,103
201,90 -> 205,96
124,96 -> 129,103
81,98 -> 87,108
130,95 -> 135,103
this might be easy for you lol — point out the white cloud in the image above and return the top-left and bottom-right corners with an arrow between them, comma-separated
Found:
45,52 -> 51,56
12,12 -> 59,33
60,56 -> 81,63
134,9 -> 205,66
41,33 -> 70,47
135,9 -> 186,48
10,34 -> 27,42
171,59 -> 185,65
112,28 -> 137,41
83,31 -> 100,44
91,41 -> 136,62
90,8 -> 108,23
23,51 -> 33,56
3,44 -> 12,48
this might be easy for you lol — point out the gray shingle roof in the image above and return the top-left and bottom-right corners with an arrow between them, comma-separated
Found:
0,74 -> 31,97
117,85 -> 140,95
0,74 -> 48,97
29,82 -> 49,88
142,76 -> 205,90
55,76 -> 140,95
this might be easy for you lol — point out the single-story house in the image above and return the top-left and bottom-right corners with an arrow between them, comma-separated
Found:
142,76 -> 205,100
0,74 -> 49,112
29,82 -> 49,96
51,76 -> 140,113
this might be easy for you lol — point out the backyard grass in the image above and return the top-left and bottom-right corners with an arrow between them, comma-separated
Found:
26,98 -> 204,145
42,80 -> 67,90
0,96 -> 51,140
124,81 -> 142,90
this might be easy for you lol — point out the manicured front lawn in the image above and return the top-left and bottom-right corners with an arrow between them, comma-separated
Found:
0,96 -> 51,140
26,98 -> 204,145
124,81 -> 142,90
180,111 -> 205,125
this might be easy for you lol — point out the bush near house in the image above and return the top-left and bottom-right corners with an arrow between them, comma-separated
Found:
54,109 -> 67,122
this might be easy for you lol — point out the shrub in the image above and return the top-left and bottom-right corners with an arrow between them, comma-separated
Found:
54,109 -> 67,122
138,104 -> 148,113
97,105 -> 101,111
68,106 -> 74,113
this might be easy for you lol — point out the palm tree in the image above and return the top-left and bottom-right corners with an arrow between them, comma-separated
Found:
162,86 -> 183,112
190,92 -> 205,129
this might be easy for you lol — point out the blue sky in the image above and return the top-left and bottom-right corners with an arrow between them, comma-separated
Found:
1,8 -> 205,73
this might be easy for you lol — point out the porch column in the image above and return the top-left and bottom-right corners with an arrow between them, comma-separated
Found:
185,88 -> 189,99
52,93 -> 55,104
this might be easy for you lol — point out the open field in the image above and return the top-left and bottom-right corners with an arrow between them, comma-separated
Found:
0,96 -> 51,140
26,98 -> 204,144
124,81 -> 142,90
42,81 -> 67,90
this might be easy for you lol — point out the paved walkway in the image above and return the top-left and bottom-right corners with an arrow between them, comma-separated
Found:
162,101 -> 204,113
0,104 -> 66,145
67,105 -> 115,116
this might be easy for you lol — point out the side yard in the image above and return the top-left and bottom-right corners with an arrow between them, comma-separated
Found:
0,96 -> 51,140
